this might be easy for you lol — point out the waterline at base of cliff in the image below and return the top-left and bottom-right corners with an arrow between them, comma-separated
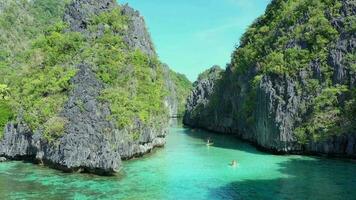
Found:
1,124 -> 356,200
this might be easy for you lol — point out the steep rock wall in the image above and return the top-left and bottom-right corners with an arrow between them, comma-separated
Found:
184,0 -> 356,157
0,0 -> 176,174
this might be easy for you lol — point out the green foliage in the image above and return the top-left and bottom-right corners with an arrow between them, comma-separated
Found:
0,101 -> 13,138
86,9 -> 168,129
263,51 -> 287,75
101,88 -> 136,128
345,53 -> 356,74
132,131 -> 140,141
196,66 -> 223,82
232,0 -> 339,76
0,0 -> 183,143
298,8 -> 338,52
284,48 -> 310,71
90,7 -> 128,33
43,117 -> 68,142
99,50 -> 168,128
305,79 -> 321,96
131,51 -> 168,122
344,89 -> 356,131
226,0 -> 353,144
0,84 -> 12,138
0,0 -> 75,140
10,23 -> 80,131
14,67 -> 76,130
0,84 -> 10,100
0,0 -> 70,64
232,44 -> 258,74
241,75 -> 262,125
31,0 -> 71,26
344,16 -> 356,33
32,22 -> 84,66
169,70 -> 192,116
242,90 -> 257,125
87,35 -> 127,84
295,85 -> 349,143
76,100 -> 85,113
183,0 -> 351,147
0,0 -> 38,59
294,127 -> 308,145
252,75 -> 263,87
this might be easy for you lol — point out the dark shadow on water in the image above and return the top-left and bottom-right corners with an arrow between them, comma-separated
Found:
0,160 -> 126,199
209,158 -> 356,200
180,126 -> 266,155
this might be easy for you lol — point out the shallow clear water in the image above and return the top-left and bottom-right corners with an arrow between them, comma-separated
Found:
1,125 -> 356,200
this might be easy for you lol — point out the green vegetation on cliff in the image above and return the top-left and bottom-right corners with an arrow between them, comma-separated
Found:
232,0 -> 342,81
0,85 -> 12,138
0,0 -> 75,140
0,0 -> 186,141
9,22 -> 81,132
85,8 -> 168,128
0,0 -> 70,64
230,0 -> 354,143
295,85 -> 349,143
169,70 -> 192,116
234,0 -> 341,73
185,0 -> 355,148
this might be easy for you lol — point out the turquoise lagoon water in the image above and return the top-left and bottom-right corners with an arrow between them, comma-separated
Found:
1,125 -> 356,200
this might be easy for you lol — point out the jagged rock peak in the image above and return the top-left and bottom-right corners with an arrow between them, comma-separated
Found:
196,65 -> 223,83
121,4 -> 156,56
63,0 -> 156,56
183,65 -> 223,126
63,0 -> 116,32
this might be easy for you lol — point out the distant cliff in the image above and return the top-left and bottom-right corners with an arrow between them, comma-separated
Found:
0,0 -> 190,174
164,66 -> 192,118
184,0 -> 356,157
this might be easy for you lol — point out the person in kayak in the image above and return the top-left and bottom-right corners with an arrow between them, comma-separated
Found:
206,137 -> 213,146
231,160 -> 238,167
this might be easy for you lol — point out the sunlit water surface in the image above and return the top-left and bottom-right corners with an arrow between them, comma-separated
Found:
1,124 -> 356,200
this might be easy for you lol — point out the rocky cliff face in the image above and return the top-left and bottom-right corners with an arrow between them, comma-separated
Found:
121,5 -> 156,57
184,66 -> 223,126
63,0 -> 116,32
0,0 -> 179,174
63,0 -> 155,56
184,0 -> 356,158
163,64 -> 179,117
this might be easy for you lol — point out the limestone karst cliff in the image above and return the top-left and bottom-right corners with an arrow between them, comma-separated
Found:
184,0 -> 356,157
0,0 -> 190,174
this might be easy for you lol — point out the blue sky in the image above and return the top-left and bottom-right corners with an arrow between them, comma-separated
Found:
119,0 -> 271,81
